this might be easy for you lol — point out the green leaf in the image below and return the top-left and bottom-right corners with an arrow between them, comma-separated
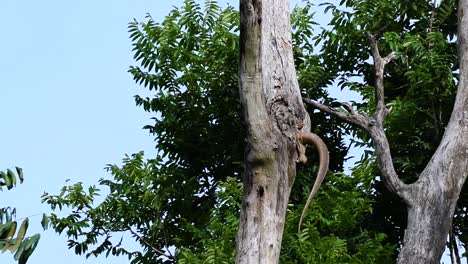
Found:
6,218 -> 29,252
40,214 -> 49,230
15,167 -> 24,183
15,234 -> 40,264
5,221 -> 17,240
7,169 -> 16,187
2,171 -> 12,189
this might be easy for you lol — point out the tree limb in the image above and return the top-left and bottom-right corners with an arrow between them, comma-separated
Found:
303,35 -> 409,198
367,125 -> 407,196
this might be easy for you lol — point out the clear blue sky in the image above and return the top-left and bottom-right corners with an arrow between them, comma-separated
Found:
0,0 -> 453,264
0,1 -> 186,263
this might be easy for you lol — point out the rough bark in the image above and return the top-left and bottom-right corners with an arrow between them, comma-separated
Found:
304,1 -> 468,263
235,0 -> 310,263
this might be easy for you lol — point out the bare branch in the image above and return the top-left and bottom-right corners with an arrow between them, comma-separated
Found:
368,33 -> 395,124
367,125 -> 408,196
383,52 -> 397,64
368,33 -> 382,59
303,98 -> 369,129
367,34 -> 406,195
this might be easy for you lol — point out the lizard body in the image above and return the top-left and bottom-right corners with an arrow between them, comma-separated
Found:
297,131 -> 329,233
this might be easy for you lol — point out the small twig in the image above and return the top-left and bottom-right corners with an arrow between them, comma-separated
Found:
15,213 -> 43,222
128,227 -> 175,260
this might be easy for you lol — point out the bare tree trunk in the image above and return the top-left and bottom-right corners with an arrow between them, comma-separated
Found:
235,0 -> 310,263
304,0 -> 468,263
396,183 -> 458,263
397,1 -> 468,262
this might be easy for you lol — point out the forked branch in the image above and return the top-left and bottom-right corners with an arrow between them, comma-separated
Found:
304,34 -> 408,198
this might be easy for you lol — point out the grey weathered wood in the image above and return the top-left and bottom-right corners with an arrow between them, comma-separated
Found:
397,1 -> 468,262
304,0 -> 468,263
235,0 -> 310,263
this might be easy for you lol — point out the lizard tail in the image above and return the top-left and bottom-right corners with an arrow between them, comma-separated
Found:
297,132 -> 329,234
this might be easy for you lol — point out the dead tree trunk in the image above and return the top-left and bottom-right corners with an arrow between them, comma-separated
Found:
235,0 -> 311,263
392,2 -> 468,261
304,0 -> 468,263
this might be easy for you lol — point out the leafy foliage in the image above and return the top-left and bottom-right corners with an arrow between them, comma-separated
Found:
283,169 -> 395,264
1,167 -> 45,264
41,1 -> 399,263
128,1 -> 244,239
43,152 -> 394,264
43,153 -> 170,263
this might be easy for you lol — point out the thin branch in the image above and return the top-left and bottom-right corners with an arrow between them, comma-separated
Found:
383,52 -> 397,64
128,227 -> 175,260
15,213 -> 43,222
304,33 -> 410,197
302,98 -> 370,129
